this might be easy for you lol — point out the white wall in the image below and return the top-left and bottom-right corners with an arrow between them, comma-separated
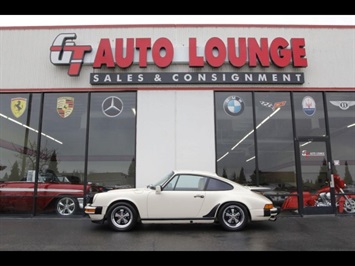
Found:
136,90 -> 215,186
1,25 -> 355,89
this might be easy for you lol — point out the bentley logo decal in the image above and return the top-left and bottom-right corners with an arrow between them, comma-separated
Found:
329,101 -> 355,110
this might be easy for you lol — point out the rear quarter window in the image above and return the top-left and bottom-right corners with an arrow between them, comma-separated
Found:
206,178 -> 233,191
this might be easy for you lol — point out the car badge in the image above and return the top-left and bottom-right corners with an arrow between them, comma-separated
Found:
223,96 -> 244,116
302,96 -> 316,116
102,96 -> 123,117
329,101 -> 355,110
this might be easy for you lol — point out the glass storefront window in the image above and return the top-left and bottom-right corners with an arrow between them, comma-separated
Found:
0,93 -> 41,214
254,92 -> 296,209
214,92 -> 255,184
0,91 -> 137,216
254,92 -> 296,182
87,92 -> 136,189
293,92 -> 327,137
327,92 -> 355,214
41,93 -> 88,182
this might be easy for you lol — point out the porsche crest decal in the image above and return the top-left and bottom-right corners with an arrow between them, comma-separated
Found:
11,97 -> 27,118
57,97 -> 74,118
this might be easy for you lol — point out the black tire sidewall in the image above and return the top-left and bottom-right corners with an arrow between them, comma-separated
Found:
55,196 -> 78,216
218,202 -> 248,231
107,202 -> 137,232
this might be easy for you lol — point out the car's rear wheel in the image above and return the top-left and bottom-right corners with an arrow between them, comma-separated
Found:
107,202 -> 138,232
343,198 -> 355,213
218,203 -> 249,231
55,196 -> 78,216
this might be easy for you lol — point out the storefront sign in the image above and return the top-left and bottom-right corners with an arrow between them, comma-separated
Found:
50,33 -> 307,85
90,72 -> 304,84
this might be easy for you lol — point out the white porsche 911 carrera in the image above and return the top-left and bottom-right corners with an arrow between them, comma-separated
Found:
84,170 -> 279,232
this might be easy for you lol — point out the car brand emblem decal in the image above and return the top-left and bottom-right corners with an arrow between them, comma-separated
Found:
57,97 -> 74,118
102,96 -> 123,117
11,97 -> 27,118
223,96 -> 244,116
302,96 -> 316,116
329,101 -> 355,110
260,101 -> 286,111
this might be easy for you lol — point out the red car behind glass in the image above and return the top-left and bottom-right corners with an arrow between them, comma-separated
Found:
0,170 -> 104,216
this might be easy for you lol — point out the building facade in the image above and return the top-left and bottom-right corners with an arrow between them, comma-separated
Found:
0,24 -> 354,217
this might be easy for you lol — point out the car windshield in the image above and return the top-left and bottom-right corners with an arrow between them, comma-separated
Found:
150,171 -> 175,187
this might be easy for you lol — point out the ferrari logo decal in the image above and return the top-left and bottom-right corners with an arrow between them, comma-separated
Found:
11,97 -> 27,118
57,97 -> 74,118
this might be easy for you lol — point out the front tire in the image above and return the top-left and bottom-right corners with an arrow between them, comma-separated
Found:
56,196 -> 78,216
218,203 -> 249,231
107,202 -> 138,232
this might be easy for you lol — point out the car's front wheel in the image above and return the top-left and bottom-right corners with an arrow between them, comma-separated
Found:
55,196 -> 78,216
218,203 -> 249,231
106,202 -> 138,232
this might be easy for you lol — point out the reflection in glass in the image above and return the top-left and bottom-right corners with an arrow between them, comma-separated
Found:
215,92 -> 255,185
0,93 -> 41,214
87,92 -> 136,189
327,92 -> 355,214
254,92 -> 296,209
293,92 -> 326,137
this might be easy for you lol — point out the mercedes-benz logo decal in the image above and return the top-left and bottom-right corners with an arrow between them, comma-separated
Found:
102,96 -> 123,117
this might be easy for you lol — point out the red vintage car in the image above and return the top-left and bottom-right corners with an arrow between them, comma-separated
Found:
0,170 -> 104,216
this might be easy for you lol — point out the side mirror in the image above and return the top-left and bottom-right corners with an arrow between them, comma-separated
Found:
155,185 -> 162,194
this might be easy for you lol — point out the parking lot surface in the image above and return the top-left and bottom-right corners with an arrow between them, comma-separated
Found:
1,214 -> 355,252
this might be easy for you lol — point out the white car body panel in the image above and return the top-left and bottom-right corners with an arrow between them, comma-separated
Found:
85,170 -> 279,231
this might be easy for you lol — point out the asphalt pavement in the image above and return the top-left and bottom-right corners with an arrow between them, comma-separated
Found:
1,214 -> 355,252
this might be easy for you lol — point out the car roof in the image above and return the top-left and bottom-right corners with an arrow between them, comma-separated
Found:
171,169 -> 247,189
172,169 -> 222,179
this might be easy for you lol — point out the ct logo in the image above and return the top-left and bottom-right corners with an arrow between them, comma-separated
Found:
102,96 -> 123,117
50,33 -> 92,76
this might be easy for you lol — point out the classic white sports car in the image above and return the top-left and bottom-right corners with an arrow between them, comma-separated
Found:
84,170 -> 279,232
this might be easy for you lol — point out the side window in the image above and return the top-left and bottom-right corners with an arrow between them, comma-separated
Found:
175,175 -> 200,190
206,178 -> 233,191
164,176 -> 178,191
165,175 -> 206,191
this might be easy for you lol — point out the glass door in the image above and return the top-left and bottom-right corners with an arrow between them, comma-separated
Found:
297,137 -> 335,215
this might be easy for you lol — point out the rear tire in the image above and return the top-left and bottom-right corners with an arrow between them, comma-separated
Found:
218,203 -> 249,231
344,198 -> 355,213
107,202 -> 138,232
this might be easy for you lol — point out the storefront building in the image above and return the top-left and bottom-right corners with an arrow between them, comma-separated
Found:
0,24 -> 354,217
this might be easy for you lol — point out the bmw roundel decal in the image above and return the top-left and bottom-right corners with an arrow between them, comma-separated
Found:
223,96 -> 244,116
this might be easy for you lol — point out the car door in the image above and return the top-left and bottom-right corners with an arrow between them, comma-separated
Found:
146,174 -> 206,218
0,181 -> 35,212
